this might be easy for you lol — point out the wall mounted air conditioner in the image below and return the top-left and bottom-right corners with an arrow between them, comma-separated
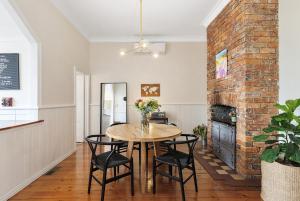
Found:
133,42 -> 166,54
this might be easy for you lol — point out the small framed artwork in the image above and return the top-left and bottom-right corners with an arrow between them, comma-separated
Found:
1,97 -> 13,107
216,49 -> 228,79
141,84 -> 160,97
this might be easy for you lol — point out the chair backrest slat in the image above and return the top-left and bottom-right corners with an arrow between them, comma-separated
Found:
164,134 -> 198,164
85,135 -> 125,161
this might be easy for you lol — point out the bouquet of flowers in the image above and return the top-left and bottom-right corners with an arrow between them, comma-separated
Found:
135,98 -> 160,114
135,99 -> 160,128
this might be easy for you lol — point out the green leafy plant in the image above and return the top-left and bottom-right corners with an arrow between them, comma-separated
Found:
193,124 -> 207,140
134,98 -> 160,115
254,99 -> 300,166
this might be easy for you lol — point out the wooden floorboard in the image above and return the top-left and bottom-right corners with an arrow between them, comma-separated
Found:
9,143 -> 262,201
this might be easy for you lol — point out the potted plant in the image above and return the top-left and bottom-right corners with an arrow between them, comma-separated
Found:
134,98 -> 160,128
229,109 -> 237,123
193,124 -> 207,146
254,99 -> 300,201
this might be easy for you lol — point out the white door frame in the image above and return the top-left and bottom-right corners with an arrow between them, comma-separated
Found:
74,69 -> 90,143
84,74 -> 90,137
75,71 -> 85,142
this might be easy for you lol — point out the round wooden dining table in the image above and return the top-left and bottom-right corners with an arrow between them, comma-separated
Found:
106,123 -> 182,192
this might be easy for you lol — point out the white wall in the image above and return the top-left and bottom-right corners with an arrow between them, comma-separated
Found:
0,40 -> 37,108
0,0 -> 90,200
279,0 -> 300,103
90,42 -> 207,134
0,2 -> 38,120
11,0 -> 90,107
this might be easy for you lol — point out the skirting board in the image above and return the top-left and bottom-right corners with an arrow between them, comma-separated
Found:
0,148 -> 76,201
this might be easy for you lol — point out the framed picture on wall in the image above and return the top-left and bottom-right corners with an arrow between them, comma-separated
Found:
141,84 -> 160,97
1,97 -> 13,107
0,53 -> 20,90
216,49 -> 228,79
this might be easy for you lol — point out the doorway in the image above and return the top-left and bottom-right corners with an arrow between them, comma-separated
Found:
100,83 -> 127,134
75,70 -> 90,142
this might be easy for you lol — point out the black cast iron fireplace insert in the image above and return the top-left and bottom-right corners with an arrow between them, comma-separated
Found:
211,105 -> 236,170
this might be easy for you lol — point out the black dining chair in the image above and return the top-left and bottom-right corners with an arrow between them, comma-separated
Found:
165,122 -> 178,151
109,123 -> 141,172
145,122 -> 178,168
86,135 -> 134,201
152,134 -> 199,201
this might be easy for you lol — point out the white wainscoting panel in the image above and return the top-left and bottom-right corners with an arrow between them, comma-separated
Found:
0,106 -> 75,201
90,104 -> 207,134
0,108 -> 38,121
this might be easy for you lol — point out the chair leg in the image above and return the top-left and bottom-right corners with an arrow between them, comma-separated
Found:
145,143 -> 148,171
173,139 -> 177,151
111,139 -> 114,151
88,163 -> 93,194
100,169 -> 107,201
117,146 -> 121,175
139,144 -> 141,172
152,156 -> 156,194
117,165 -> 120,175
130,159 -> 134,196
113,167 -> 116,179
178,165 -> 186,201
192,159 -> 198,192
169,165 -> 172,176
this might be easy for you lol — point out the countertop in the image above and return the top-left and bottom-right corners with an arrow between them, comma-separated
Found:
0,120 -> 44,131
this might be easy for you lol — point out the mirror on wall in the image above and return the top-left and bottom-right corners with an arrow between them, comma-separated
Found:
100,82 -> 127,134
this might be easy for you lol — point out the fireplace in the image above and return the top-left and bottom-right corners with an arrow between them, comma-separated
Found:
207,0 -> 278,178
211,105 -> 236,169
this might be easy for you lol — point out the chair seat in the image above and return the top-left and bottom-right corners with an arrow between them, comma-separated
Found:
156,150 -> 190,167
93,151 -> 130,169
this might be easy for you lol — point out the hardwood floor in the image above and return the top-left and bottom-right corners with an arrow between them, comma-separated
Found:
10,143 -> 262,201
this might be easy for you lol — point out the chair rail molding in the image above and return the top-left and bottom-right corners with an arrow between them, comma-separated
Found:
38,104 -> 75,109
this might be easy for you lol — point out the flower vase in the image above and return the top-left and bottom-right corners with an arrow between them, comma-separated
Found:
141,113 -> 150,129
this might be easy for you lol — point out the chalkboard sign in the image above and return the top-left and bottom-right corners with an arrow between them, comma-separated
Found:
0,53 -> 20,90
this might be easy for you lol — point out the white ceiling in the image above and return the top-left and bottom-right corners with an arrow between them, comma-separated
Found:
51,0 -> 228,42
0,2 -> 24,41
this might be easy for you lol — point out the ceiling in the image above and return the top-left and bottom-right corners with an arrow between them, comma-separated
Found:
0,2 -> 24,41
51,0 -> 228,42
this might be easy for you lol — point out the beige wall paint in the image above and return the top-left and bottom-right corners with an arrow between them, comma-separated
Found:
10,0 -> 89,106
279,0 -> 300,103
89,42 -> 207,133
0,1 -> 89,199
90,42 -> 207,105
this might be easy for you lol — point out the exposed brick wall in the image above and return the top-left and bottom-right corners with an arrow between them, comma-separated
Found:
207,0 -> 278,178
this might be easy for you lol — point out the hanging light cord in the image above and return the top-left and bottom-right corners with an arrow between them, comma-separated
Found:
140,0 -> 143,41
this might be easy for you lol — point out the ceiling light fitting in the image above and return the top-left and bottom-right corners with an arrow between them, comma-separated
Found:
119,0 -> 160,58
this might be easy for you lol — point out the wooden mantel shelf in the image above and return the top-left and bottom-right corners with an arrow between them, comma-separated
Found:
0,120 -> 44,132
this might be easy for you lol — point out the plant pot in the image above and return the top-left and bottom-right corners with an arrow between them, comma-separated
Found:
197,136 -> 207,147
231,116 -> 237,123
201,138 -> 207,147
261,161 -> 300,201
